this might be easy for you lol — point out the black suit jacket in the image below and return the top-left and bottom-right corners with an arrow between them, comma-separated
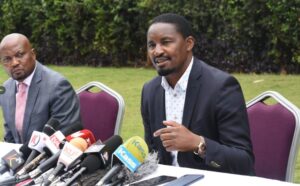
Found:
141,58 -> 255,175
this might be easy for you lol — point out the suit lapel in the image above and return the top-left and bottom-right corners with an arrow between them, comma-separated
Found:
182,59 -> 202,128
8,80 -> 20,142
156,83 -> 166,128
22,63 -> 42,141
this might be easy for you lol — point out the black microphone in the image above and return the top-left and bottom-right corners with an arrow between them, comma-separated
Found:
0,85 -> 5,94
63,155 -> 103,186
23,118 -> 60,166
95,136 -> 149,186
59,121 -> 83,137
0,173 -> 29,185
0,143 -> 32,175
63,135 -> 123,186
16,147 -> 52,177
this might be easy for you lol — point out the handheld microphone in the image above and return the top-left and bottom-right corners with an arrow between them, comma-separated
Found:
0,143 -> 32,175
60,121 -> 83,138
24,118 -> 60,166
16,147 -> 52,177
27,129 -> 96,180
17,125 -> 85,177
43,137 -> 89,186
0,85 -> 5,94
64,135 -> 123,186
66,129 -> 96,147
95,136 -> 149,186
63,155 -> 103,186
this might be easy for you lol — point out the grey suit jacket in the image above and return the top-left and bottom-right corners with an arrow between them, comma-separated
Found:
0,62 -> 81,144
141,58 -> 255,175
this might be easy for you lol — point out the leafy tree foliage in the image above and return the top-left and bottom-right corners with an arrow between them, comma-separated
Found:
0,0 -> 299,73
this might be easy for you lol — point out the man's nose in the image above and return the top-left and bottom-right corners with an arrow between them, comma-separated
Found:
11,56 -> 20,66
153,45 -> 163,56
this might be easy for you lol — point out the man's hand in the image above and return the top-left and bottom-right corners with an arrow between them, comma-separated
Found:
153,120 -> 201,152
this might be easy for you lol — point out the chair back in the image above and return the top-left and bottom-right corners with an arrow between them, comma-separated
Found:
246,91 -> 300,182
76,81 -> 125,141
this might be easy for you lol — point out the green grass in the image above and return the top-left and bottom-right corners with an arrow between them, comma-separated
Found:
0,66 -> 300,183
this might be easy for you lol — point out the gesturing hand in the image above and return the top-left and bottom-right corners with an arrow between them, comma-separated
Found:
153,120 -> 201,152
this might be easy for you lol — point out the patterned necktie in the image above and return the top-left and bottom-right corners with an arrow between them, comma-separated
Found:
15,82 -> 28,137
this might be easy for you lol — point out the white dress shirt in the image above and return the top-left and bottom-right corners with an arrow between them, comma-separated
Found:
161,57 -> 194,166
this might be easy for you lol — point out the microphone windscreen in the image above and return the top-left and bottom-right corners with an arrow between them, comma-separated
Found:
43,118 -> 60,135
60,121 -> 83,136
19,143 -> 32,159
81,155 -> 103,173
120,151 -> 159,184
69,138 -> 88,152
0,86 -> 5,94
123,136 -> 149,163
43,147 -> 53,157
66,129 -> 96,146
102,135 -> 123,154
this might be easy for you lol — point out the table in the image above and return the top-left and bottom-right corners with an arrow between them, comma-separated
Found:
1,142 -> 299,186
139,164 -> 299,186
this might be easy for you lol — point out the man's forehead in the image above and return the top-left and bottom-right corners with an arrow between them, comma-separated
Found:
0,36 -> 27,52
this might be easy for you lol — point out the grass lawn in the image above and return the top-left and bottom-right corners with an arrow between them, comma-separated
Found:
0,65 -> 299,183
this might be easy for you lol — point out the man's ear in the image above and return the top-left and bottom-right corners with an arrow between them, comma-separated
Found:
31,48 -> 36,59
186,36 -> 195,52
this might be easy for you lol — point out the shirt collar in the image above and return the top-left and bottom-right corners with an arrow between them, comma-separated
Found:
161,56 -> 194,91
16,61 -> 37,88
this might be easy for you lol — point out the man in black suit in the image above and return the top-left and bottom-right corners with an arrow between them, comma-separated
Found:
141,13 -> 255,175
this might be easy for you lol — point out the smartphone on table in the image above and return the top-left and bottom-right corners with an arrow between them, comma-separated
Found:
129,175 -> 177,186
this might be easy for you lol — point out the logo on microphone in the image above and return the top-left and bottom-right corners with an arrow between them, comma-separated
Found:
2,149 -> 24,171
114,145 -> 141,172
30,133 -> 40,146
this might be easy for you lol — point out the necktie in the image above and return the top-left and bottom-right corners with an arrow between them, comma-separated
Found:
15,82 -> 28,137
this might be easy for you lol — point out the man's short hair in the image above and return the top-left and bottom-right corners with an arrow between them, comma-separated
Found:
150,13 -> 193,38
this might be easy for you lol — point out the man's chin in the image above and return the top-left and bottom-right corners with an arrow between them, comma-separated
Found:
157,68 -> 174,76
12,74 -> 26,81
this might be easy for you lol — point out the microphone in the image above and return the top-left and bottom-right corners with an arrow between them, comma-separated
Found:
24,118 -> 60,166
1,149 -> 25,175
0,143 -> 32,175
0,85 -> 5,94
59,121 -> 83,139
43,137 -> 89,186
17,127 -> 90,177
63,135 -> 123,186
63,155 -> 103,186
16,147 -> 52,177
27,129 -> 96,180
95,136 -> 149,186
66,129 -> 96,147
116,151 -> 159,185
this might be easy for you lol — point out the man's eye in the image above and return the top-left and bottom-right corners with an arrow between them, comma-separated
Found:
15,52 -> 24,58
148,43 -> 155,49
1,57 -> 11,63
162,40 -> 171,45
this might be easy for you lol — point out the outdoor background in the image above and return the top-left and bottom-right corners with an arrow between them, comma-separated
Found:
0,0 -> 300,183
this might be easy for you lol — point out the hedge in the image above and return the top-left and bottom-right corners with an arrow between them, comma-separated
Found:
0,0 -> 299,73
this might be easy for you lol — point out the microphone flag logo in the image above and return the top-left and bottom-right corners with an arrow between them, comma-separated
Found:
113,145 -> 141,172
3,149 -> 24,171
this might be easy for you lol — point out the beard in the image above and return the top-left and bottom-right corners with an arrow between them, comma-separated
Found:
156,67 -> 175,76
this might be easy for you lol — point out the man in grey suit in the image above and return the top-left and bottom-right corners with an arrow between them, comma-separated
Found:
141,13 -> 255,175
0,33 -> 81,144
